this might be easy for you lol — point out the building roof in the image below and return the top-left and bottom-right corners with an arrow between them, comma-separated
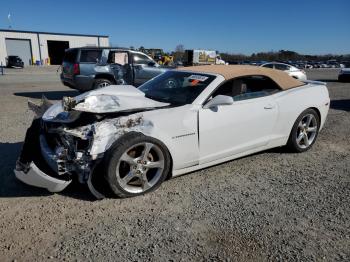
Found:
177,65 -> 304,90
0,29 -> 108,38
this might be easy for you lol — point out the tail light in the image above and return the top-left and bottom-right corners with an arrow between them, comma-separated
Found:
73,63 -> 80,75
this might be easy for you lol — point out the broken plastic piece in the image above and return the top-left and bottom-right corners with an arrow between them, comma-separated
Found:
62,96 -> 77,111
14,162 -> 72,192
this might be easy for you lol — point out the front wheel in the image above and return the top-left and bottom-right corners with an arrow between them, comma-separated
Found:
286,109 -> 320,153
94,78 -> 112,89
104,133 -> 171,198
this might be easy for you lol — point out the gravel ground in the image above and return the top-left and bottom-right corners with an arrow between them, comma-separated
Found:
0,67 -> 349,261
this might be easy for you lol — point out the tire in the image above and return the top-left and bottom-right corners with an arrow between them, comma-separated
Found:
338,76 -> 348,82
94,78 -> 112,89
103,132 -> 171,198
286,108 -> 320,153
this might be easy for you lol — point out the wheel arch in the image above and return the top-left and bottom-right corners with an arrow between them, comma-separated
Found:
94,73 -> 116,84
309,107 -> 321,125
287,106 -> 321,140
106,131 -> 174,180
92,128 -> 174,177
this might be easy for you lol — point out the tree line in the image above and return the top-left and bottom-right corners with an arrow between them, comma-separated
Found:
219,50 -> 350,63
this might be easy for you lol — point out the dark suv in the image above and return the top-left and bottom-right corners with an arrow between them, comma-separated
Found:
60,48 -> 168,91
6,56 -> 24,68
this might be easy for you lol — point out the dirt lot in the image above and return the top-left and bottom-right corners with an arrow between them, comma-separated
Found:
0,67 -> 349,261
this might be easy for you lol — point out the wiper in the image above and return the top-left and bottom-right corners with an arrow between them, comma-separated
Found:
145,94 -> 183,106
144,94 -> 158,100
145,94 -> 167,103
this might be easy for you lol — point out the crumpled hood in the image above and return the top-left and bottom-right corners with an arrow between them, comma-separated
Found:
73,85 -> 169,113
42,85 -> 169,121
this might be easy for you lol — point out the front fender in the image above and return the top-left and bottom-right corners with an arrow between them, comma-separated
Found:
89,114 -> 148,158
89,105 -> 199,171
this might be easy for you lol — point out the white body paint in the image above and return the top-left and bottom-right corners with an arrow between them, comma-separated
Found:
53,77 -> 329,176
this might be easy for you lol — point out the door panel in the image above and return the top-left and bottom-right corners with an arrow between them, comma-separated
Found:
199,96 -> 278,164
107,51 -> 132,84
132,53 -> 163,85
133,64 -> 164,85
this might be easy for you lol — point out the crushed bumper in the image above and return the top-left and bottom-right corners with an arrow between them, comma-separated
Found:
14,162 -> 72,192
16,117 -> 106,199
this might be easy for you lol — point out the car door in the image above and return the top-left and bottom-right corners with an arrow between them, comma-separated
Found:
198,77 -> 279,164
132,53 -> 164,85
107,50 -> 133,84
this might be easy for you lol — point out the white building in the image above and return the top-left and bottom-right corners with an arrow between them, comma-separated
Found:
0,29 -> 109,66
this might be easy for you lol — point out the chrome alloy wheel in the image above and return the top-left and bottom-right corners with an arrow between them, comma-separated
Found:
116,142 -> 165,194
296,114 -> 318,149
97,81 -> 110,88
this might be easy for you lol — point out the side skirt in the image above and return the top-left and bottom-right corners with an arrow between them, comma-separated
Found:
171,140 -> 286,177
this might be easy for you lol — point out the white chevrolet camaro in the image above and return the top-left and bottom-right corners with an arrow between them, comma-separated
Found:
15,65 -> 330,198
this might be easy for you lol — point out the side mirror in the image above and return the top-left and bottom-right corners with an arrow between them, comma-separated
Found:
148,61 -> 156,67
203,95 -> 233,109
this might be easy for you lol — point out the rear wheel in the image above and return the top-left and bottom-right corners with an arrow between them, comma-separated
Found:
338,75 -> 348,82
94,78 -> 112,89
104,133 -> 171,198
287,109 -> 320,152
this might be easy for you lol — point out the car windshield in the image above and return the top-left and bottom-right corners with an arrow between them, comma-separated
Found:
138,71 -> 216,105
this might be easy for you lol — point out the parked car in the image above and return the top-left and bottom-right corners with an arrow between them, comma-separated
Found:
261,62 -> 307,80
60,48 -> 169,91
311,62 -> 321,68
15,65 -> 329,198
6,55 -> 24,68
338,62 -> 350,82
327,60 -> 339,68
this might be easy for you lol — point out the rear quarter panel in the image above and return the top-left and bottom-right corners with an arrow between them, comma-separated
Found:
272,83 -> 330,145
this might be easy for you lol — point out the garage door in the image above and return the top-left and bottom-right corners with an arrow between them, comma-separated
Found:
5,39 -> 32,66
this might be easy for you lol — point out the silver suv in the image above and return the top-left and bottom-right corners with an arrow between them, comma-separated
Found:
60,48 -> 168,91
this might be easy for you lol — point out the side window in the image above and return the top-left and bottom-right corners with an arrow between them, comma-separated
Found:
63,49 -> 78,63
263,64 -> 274,69
133,53 -> 153,65
274,64 -> 289,71
212,76 -> 281,102
79,50 -> 102,63
108,52 -> 128,65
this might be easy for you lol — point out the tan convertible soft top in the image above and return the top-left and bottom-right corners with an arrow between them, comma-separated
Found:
176,65 -> 304,90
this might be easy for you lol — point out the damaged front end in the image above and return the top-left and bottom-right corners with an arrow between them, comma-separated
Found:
15,87 -> 167,199
15,99 -> 96,195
